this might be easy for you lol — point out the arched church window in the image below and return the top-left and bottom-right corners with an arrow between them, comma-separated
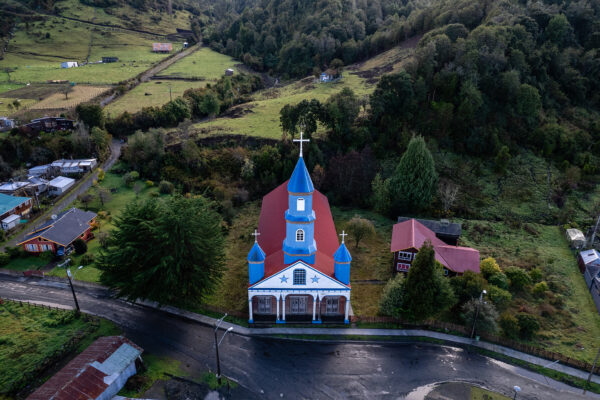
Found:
293,269 -> 306,285
296,229 -> 305,242
297,198 -> 305,211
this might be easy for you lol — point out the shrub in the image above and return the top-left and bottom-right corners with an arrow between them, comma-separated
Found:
488,285 -> 512,311
379,274 -> 405,318
504,266 -> 531,291
488,272 -> 509,290
480,257 -> 501,279
73,238 -> 87,255
145,180 -> 154,187
97,168 -> 105,181
461,298 -> 498,334
499,312 -> 520,339
529,268 -> 543,283
39,251 -> 54,263
345,216 -> 375,248
0,252 -> 9,266
123,171 -> 140,187
159,180 -> 174,194
517,313 -> 540,340
80,253 -> 94,266
6,246 -> 25,259
532,281 -> 548,297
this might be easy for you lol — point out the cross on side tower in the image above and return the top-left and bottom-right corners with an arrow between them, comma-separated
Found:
339,230 -> 347,244
251,229 -> 260,243
293,130 -> 310,157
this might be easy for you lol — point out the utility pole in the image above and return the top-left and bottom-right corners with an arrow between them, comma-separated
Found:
213,314 -> 233,386
470,290 -> 487,339
584,347 -> 600,395
66,268 -> 80,315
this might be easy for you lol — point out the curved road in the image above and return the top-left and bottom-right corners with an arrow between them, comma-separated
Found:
0,275 -> 597,400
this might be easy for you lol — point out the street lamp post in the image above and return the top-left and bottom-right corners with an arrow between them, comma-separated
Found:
66,268 -> 80,314
214,314 -> 234,386
470,289 -> 487,339
513,385 -> 521,399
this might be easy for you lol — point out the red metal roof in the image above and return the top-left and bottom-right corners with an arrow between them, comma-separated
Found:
257,181 -> 339,279
391,219 -> 480,274
27,336 -> 142,400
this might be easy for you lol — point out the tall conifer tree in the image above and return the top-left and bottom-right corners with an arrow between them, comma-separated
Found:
402,241 -> 456,321
97,196 -> 225,307
389,136 -> 438,212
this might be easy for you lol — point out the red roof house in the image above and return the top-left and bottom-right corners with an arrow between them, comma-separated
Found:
390,218 -> 480,276
28,336 -> 143,400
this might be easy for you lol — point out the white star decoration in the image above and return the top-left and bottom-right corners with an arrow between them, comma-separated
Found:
280,275 -> 288,283
311,275 -> 319,283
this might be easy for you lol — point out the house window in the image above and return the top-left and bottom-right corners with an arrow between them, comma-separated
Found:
26,244 -> 38,252
290,296 -> 307,313
398,251 -> 413,261
326,298 -> 339,314
257,297 -> 271,314
397,263 -> 410,272
293,269 -> 306,285
444,269 -> 449,276
297,198 -> 305,211
296,229 -> 305,242
41,244 -> 52,251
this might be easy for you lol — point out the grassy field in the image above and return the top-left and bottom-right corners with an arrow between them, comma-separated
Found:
0,256 -> 48,272
29,85 -> 110,110
0,300 -> 119,396
0,16 -> 174,84
56,0 -> 193,36
160,47 -> 238,80
461,219 -> 600,362
0,83 -> 24,96
0,97 -> 38,115
105,79 -> 206,116
185,44 -> 414,140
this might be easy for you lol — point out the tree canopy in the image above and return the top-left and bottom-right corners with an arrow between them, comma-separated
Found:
97,195 -> 225,307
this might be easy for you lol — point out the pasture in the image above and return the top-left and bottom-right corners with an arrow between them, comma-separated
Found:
0,16 -> 174,84
29,85 -> 110,110
160,47 -> 238,80
187,45 -> 414,139
105,79 -> 206,115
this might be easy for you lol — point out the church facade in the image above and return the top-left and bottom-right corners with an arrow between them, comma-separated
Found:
247,148 -> 352,324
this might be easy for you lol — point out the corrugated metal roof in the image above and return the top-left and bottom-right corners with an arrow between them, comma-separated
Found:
27,336 -> 143,400
48,176 -> 75,188
92,343 -> 142,376
580,249 -> 600,265
0,193 -> 31,215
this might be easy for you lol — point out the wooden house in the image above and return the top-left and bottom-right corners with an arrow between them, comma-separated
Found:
390,218 -> 480,276
0,193 -> 32,221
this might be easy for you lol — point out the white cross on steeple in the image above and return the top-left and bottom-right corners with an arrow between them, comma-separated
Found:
339,230 -> 348,244
251,229 -> 260,243
293,130 -> 310,157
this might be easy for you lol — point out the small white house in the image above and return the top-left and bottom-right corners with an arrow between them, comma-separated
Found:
60,61 -> 78,68
51,159 -> 97,174
1,214 -> 20,231
225,68 -> 234,76
48,176 -> 75,196
566,228 -> 586,249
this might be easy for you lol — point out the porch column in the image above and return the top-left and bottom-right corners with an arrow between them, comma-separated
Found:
282,296 -> 286,322
344,297 -> 350,324
276,294 -> 280,321
248,295 -> 254,324
313,293 -> 321,324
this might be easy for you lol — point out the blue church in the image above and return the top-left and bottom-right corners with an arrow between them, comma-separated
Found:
247,137 -> 352,324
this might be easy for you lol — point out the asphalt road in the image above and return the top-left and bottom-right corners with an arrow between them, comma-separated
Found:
3,139 -> 122,250
0,275 -> 597,400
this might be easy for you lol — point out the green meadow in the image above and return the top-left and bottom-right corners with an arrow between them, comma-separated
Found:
160,47 -> 238,80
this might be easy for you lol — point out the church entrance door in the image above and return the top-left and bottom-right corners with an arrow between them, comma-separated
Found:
290,296 -> 307,314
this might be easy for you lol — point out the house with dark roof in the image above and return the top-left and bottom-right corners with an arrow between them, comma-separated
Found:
390,218 -> 480,276
27,336 -> 143,400
19,208 -> 96,255
247,145 -> 352,324
580,249 -> 600,315
0,193 -> 32,221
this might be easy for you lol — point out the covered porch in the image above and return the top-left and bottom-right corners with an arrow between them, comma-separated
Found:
248,290 -> 350,324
